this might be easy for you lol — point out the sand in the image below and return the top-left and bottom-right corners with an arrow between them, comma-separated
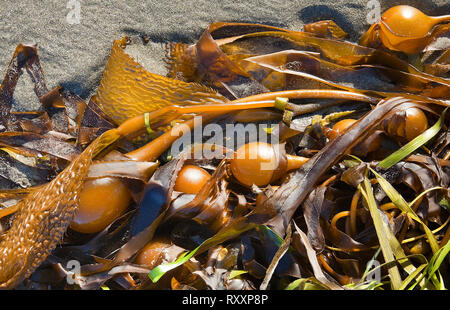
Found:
1,0 -> 448,106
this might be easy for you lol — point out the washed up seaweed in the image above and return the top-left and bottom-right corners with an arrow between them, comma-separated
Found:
0,4 -> 449,290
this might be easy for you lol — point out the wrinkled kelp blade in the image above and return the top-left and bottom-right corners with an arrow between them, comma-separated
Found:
292,222 -> 343,289
92,38 -> 227,126
171,22 -> 450,96
219,27 -> 450,86
244,50 -> 450,99
0,128 -> 121,288
0,131 -> 80,162
303,20 -> 348,39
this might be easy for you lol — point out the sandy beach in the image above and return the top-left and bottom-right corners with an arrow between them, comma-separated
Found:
1,0 -> 448,107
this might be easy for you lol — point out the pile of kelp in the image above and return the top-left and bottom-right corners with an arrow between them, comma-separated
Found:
0,5 -> 449,290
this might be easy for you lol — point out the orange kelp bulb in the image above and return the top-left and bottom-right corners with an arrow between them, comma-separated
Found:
404,108 -> 428,141
70,177 -> 131,234
135,238 -> 173,268
326,119 -> 357,141
326,118 -> 381,154
230,142 -> 308,188
135,237 -> 186,271
383,107 -> 428,142
379,6 -> 450,54
381,6 -> 434,38
174,165 -> 211,194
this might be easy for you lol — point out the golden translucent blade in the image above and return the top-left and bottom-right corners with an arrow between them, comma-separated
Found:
0,128 -> 121,289
92,38 -> 227,126
303,20 -> 348,39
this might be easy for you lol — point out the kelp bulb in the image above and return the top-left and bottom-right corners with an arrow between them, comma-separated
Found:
403,108 -> 428,141
230,142 -> 308,187
326,118 -> 381,154
381,5 -> 449,38
174,165 -> 211,194
70,177 -> 131,234
135,237 -> 173,268
382,107 -> 428,142
328,108 -> 428,144
326,119 -> 357,140
379,6 -> 450,54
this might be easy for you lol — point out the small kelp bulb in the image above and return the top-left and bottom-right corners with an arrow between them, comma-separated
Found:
70,177 -> 131,234
327,107 -> 428,144
135,237 -> 186,271
382,107 -> 428,142
326,118 -> 382,154
230,142 -> 308,187
135,237 -> 173,268
325,119 -> 358,141
174,165 -> 211,194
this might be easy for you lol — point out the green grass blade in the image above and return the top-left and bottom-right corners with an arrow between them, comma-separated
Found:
359,177 -> 403,289
285,279 -> 303,290
425,239 -> 450,287
229,270 -> 248,279
358,281 -> 385,290
359,248 -> 381,283
259,225 -> 284,247
284,278 -> 330,290
399,264 -> 427,290
149,247 -> 198,283
369,168 -> 440,254
349,156 -> 423,284
378,107 -> 447,169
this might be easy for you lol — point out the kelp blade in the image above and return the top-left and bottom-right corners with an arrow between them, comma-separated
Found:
92,38 -> 227,127
0,128 -> 121,289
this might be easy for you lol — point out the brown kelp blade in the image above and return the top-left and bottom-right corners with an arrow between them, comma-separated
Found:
0,46 -> 85,136
91,37 -> 227,127
0,128 -> 121,289
0,131 -> 80,162
169,22 -> 450,97
244,50 -> 450,99
0,44 -> 94,181
0,44 -> 47,129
